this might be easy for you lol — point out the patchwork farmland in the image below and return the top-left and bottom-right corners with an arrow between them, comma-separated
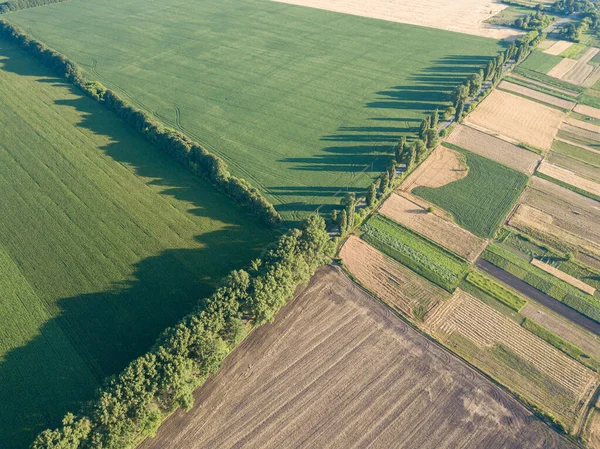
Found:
5,0 -> 503,222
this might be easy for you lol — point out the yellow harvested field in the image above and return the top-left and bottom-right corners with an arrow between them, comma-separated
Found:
521,303 -> 600,361
139,266 -> 576,449
427,289 -> 598,428
379,193 -> 487,262
498,80 -> 576,110
465,89 -> 565,150
446,124 -> 540,174
574,104 -> 600,120
544,40 -> 574,55
538,161 -> 600,197
271,0 -> 521,39
400,145 -> 467,191
531,259 -> 596,295
340,235 -> 449,316
565,117 -> 600,135
548,58 -> 578,79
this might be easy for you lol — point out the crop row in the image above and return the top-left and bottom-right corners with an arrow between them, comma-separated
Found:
361,214 -> 469,291
466,271 -> 527,311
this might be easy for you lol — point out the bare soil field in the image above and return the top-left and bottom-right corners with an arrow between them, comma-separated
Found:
446,124 -> 541,174
531,259 -> 596,295
538,161 -> 600,196
508,177 -> 600,269
427,289 -> 597,429
340,235 -> 449,316
379,193 -> 487,262
548,48 -> 600,86
508,73 -> 579,96
272,0 -> 520,39
140,266 -> 576,449
575,104 -> 600,120
465,89 -> 565,150
498,80 -> 576,110
544,40 -> 574,56
400,146 -> 468,191
521,303 -> 600,360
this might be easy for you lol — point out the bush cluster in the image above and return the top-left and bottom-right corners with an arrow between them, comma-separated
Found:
32,215 -> 334,449
0,19 -> 281,226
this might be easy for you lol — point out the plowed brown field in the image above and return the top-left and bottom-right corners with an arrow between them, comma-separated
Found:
427,289 -> 597,430
140,266 -> 577,449
340,235 -> 449,316
446,124 -> 541,174
379,193 -> 487,262
465,89 -> 564,150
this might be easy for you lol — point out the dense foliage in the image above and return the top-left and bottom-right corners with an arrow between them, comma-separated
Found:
361,214 -> 469,291
0,19 -> 281,226
483,244 -> 600,323
31,216 -> 334,449
466,271 -> 527,311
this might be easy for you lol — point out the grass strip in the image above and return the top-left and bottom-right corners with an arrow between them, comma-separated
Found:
505,75 -> 579,101
466,271 -> 527,312
534,172 -> 600,202
514,67 -> 583,94
522,318 -> 600,372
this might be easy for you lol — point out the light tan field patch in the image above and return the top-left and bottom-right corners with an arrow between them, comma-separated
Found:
379,193 -> 487,262
446,124 -> 540,174
465,89 -> 565,150
575,104 -> 600,120
521,303 -> 600,361
271,0 -> 521,39
565,117 -> 600,135
400,145 -> 468,191
562,123 -> 600,144
547,151 -> 600,183
538,161 -> 600,196
340,235 -> 449,316
548,58 -> 578,78
538,39 -> 557,51
531,259 -> 596,295
426,288 -> 597,428
544,40 -> 574,56
498,80 -> 576,110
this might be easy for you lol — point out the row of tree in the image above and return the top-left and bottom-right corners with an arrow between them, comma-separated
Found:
513,11 -> 554,31
0,0 -> 66,13
0,19 -> 282,226
32,216 -> 334,449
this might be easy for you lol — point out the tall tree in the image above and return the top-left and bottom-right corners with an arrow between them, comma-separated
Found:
338,209 -> 348,235
395,136 -> 406,163
380,171 -> 390,196
419,119 -> 429,140
406,144 -> 416,171
415,140 -> 428,163
455,100 -> 465,122
366,183 -> 377,207
425,128 -> 440,150
431,109 -> 439,130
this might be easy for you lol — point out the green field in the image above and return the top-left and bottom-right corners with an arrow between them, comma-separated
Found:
5,0 -> 502,223
0,39 -> 274,448
519,50 -> 563,74
412,145 -> 528,238
466,271 -> 528,312
361,214 -> 469,291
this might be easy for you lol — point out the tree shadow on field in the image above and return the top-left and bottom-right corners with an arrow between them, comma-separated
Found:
0,40 -> 274,449
273,54 -> 497,213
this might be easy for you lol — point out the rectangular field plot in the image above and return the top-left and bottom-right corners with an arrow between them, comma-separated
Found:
340,235 -> 449,317
498,80 -> 576,110
426,289 -> 597,430
445,124 -> 541,174
140,266 -> 577,449
5,0 -> 503,222
379,192 -> 487,262
0,40 -> 274,448
361,214 -> 469,291
464,89 -> 565,150
537,161 -> 600,197
411,146 -> 528,238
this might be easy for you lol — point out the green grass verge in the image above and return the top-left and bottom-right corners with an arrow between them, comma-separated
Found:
514,67 -> 583,94
578,92 -> 600,109
552,137 -> 600,167
0,39 -> 274,448
4,0 -> 503,222
518,142 -> 545,154
466,271 -> 527,312
559,43 -> 587,59
361,214 -> 469,291
413,144 -> 528,238
519,50 -> 564,74
522,319 -> 600,372
534,172 -> 600,202
482,244 -> 600,323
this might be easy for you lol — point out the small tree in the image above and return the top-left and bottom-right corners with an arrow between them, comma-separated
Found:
425,128 -> 440,150
395,136 -> 406,163
338,209 -> 348,235
331,209 -> 338,227
406,144 -> 416,171
455,99 -> 465,122
366,183 -> 377,207
380,171 -> 390,196
444,106 -> 456,120
419,118 -> 429,140
415,139 -> 428,163
452,84 -> 469,104
388,160 -> 397,184
431,109 -> 439,130
468,72 -> 482,96
342,193 -> 356,228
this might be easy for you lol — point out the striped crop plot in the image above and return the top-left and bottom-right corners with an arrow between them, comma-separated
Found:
0,39 -> 274,448
426,289 -> 598,431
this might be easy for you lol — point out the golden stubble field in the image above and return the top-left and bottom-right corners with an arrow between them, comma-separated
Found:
140,266 -> 577,449
465,89 -> 565,150
271,0 -> 520,39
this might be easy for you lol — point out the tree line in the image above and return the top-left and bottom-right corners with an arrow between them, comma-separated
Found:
0,0 -> 67,14
31,215 -> 334,449
552,0 -> 600,42
0,19 -> 282,226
